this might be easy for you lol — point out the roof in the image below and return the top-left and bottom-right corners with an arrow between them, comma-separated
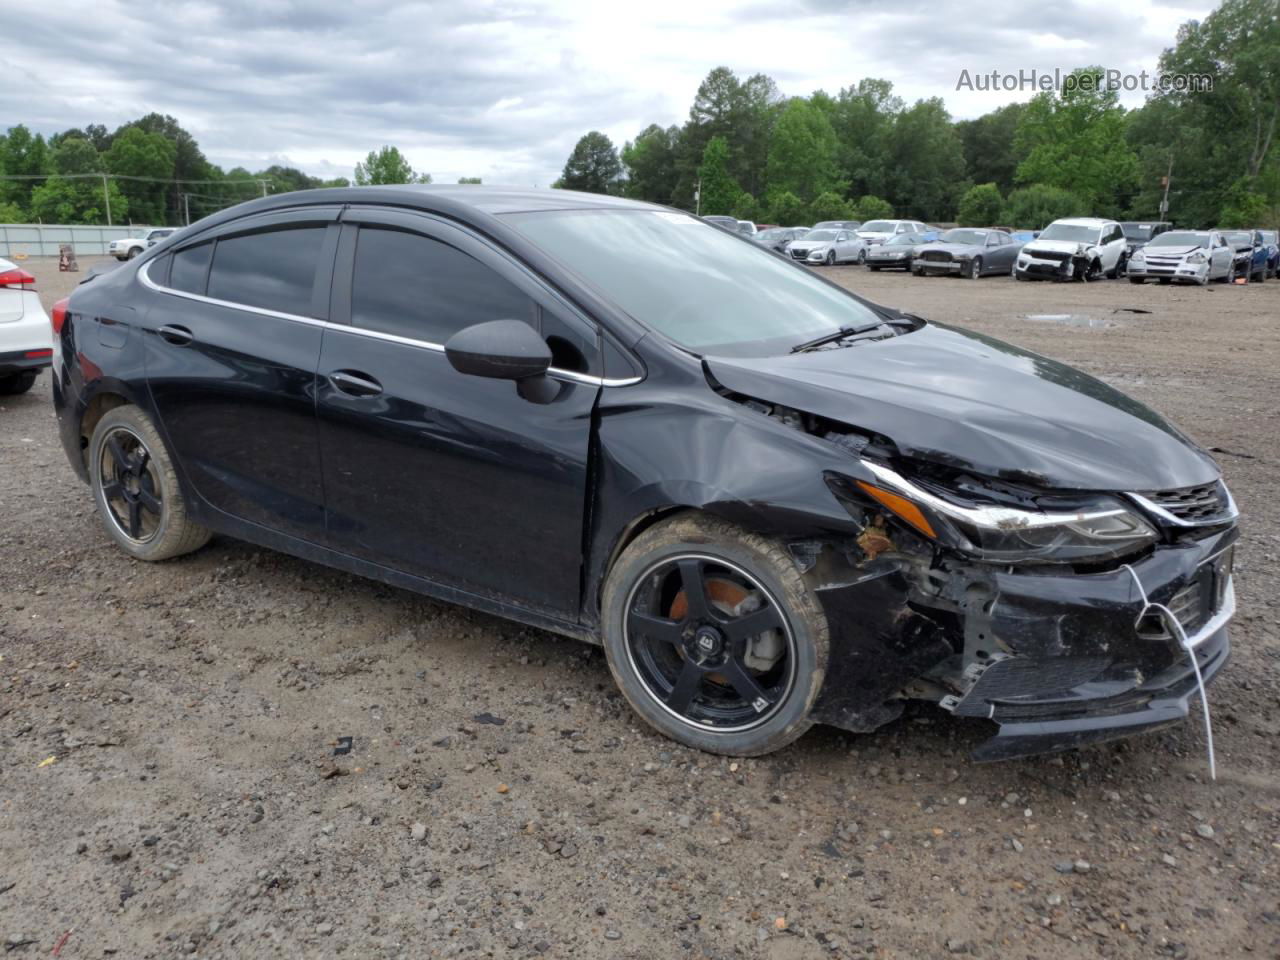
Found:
1052,217 -> 1115,226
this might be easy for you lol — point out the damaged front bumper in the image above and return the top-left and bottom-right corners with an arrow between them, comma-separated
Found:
809,518 -> 1238,761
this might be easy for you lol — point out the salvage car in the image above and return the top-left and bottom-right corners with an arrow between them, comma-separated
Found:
1127,230 -> 1234,286
865,232 -> 926,270
1120,220 -> 1172,255
0,256 -> 53,395
50,185 -> 1238,761
1014,218 -> 1128,281
856,219 -> 930,246
1254,229 -> 1278,278
787,227 -> 867,265
910,228 -> 1022,279
753,226 -> 809,253
1219,229 -> 1268,283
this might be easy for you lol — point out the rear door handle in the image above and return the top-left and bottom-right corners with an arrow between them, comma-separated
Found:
329,370 -> 383,397
158,324 -> 193,346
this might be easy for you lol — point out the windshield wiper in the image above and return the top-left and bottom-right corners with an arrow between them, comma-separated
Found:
790,321 -> 888,353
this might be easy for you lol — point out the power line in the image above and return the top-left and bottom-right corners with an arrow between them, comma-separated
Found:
0,172 -> 270,186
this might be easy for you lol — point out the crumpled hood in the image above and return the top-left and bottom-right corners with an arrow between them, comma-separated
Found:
705,323 -> 1220,491
1023,239 -> 1097,257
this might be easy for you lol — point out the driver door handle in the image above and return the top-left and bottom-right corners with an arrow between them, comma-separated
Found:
329,370 -> 383,397
158,324 -> 193,346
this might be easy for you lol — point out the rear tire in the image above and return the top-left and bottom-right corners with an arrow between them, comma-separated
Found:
126,247 -> 140,260
0,371 -> 37,395
601,514 -> 828,757
89,405 -> 211,562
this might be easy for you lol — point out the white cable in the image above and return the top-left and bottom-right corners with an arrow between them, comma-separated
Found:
1123,564 -> 1216,781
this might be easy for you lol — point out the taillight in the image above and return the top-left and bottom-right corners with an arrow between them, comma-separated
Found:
51,297 -> 69,335
0,267 -> 36,289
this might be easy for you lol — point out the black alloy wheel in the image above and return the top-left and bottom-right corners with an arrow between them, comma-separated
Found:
623,555 -> 796,733
98,426 -> 163,544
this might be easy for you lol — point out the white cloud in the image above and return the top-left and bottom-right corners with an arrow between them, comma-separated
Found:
8,0 -> 1217,186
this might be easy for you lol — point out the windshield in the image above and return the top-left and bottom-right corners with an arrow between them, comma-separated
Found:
1039,222 -> 1100,244
860,221 -> 894,232
1261,231 -> 1277,243
506,209 -> 885,357
1122,223 -> 1157,240
755,228 -> 789,241
1222,231 -> 1252,246
1149,232 -> 1208,248
803,230 -> 837,241
939,229 -> 988,245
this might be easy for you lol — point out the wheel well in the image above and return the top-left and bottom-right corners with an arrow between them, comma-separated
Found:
598,506 -> 693,606
79,392 -> 129,467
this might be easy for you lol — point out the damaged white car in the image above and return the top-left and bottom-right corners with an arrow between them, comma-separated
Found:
1014,218 -> 1129,282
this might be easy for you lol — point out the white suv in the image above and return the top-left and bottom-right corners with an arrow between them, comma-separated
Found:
1015,218 -> 1129,281
0,257 -> 53,396
856,219 -> 930,246
109,227 -> 178,260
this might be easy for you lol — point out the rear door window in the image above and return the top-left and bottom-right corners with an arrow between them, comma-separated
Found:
207,226 -> 328,315
169,242 -> 213,295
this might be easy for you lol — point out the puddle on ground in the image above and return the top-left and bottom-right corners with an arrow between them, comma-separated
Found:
1021,313 -> 1121,328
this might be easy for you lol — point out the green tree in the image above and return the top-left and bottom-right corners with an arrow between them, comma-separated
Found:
457,176 -> 482,184
256,164 -> 323,194
105,126 -> 177,223
956,183 -> 1005,226
697,136 -> 742,215
956,103 -> 1025,196
0,201 -> 23,222
354,146 -> 431,186
851,195 -> 894,220
31,175 -> 127,225
826,79 -> 903,200
765,98 -> 844,203
882,98 -> 967,220
52,137 -> 101,176
808,190 -> 857,222
1014,68 -> 1139,211
1000,184 -> 1088,229
558,131 -> 621,194
766,190 -> 808,225
0,125 -> 51,214
621,124 -> 679,203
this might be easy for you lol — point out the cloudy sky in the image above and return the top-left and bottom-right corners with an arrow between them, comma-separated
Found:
10,0 -> 1216,187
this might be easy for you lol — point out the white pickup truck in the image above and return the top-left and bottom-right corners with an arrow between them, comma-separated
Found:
109,227 -> 179,260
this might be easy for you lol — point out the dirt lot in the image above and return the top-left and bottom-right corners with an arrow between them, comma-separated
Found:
2,256 -> 1279,959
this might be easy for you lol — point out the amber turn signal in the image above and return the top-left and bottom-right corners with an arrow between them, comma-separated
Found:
855,481 -> 937,539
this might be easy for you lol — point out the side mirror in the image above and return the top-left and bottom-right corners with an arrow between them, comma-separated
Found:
445,319 -> 559,403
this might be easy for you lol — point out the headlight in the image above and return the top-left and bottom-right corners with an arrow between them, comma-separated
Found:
1130,250 -> 1145,262
1187,252 -> 1207,264
843,462 -> 1158,564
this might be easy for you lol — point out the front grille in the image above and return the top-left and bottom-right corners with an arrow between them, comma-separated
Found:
1167,580 -> 1204,629
1029,250 -> 1071,262
921,250 -> 952,263
790,249 -> 808,260
1140,482 -> 1229,524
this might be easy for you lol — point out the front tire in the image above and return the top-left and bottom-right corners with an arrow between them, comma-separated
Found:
1128,277 -> 1146,285
966,257 -> 982,280
825,250 -> 835,266
89,405 -> 211,561
601,514 -> 828,757
126,247 -> 140,260
0,371 -> 37,395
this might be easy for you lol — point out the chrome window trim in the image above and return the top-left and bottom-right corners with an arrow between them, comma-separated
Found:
138,259 -> 641,388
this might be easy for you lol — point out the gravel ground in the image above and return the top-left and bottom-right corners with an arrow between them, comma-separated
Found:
2,256 -> 1279,959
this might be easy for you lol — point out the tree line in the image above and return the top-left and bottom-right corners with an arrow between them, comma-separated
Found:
0,121 -> 480,226
557,0 -> 1279,229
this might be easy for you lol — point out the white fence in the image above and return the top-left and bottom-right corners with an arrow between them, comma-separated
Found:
0,223 -> 162,258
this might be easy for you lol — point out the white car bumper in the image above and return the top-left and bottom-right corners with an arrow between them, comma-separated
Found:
0,291 -> 53,375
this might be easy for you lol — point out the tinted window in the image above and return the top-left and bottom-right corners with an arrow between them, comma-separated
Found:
351,227 -> 536,344
207,226 -> 327,315
170,241 -> 213,295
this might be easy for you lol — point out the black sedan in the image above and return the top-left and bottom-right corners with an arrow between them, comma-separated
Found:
912,228 -> 1023,278
50,186 -> 1237,761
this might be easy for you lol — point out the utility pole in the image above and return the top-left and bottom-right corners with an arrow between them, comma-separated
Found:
258,180 -> 269,198
101,173 -> 112,226
1159,153 -> 1173,220
695,178 -> 701,217
182,193 -> 191,226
